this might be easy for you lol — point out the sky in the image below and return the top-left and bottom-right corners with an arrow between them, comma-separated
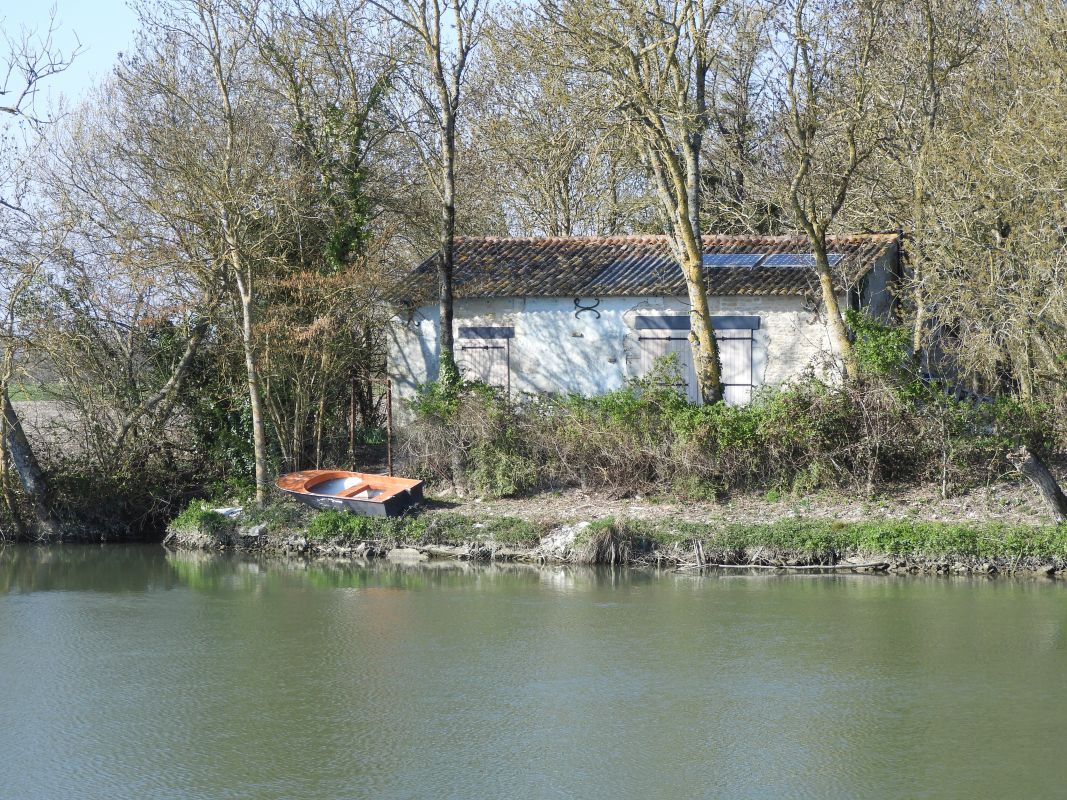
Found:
1,0 -> 138,109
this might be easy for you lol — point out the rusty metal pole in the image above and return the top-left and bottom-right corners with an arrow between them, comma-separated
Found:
386,378 -> 393,477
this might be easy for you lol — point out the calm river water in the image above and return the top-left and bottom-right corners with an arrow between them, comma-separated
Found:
2,545 -> 1067,799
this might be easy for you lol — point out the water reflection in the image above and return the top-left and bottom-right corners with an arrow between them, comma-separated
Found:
163,548 -> 640,593
0,543 -> 665,596
2,543 -> 1064,598
0,543 -> 179,594
2,545 -> 1067,799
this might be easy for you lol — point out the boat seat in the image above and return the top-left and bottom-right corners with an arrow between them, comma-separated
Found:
336,482 -> 373,498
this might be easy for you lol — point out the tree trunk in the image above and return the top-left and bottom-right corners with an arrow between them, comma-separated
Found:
1011,447 -> 1067,524
1,389 -> 60,538
683,136 -> 701,236
647,148 -> 723,404
439,108 -> 464,489
812,239 -> 858,380
0,409 -> 26,539
314,351 -> 328,470
681,109 -> 720,405
113,316 -> 209,451
911,285 -> 927,363
231,267 -> 270,508
911,0 -> 937,367
681,253 -> 723,405
910,180 -> 929,364
438,113 -> 459,386
291,379 -> 303,470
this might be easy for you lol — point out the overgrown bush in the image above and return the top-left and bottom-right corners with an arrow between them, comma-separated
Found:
44,450 -> 204,540
307,509 -> 388,540
399,348 -> 1057,500
169,501 -> 231,536
404,379 -> 539,496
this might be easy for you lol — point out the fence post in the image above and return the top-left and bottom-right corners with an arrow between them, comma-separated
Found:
348,375 -> 356,469
386,378 -> 393,477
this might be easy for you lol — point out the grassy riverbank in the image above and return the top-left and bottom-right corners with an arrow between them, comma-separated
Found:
165,497 -> 1067,575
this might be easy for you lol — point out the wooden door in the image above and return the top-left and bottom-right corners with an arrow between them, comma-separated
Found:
639,332 -> 752,405
718,336 -> 753,405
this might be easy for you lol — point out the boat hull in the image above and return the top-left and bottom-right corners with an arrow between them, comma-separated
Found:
274,470 -> 424,518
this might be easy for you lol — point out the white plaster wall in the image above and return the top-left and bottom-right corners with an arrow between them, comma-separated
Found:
387,294 -> 840,419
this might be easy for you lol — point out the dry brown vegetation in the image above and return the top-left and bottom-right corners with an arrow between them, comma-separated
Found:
400,357 -> 1059,505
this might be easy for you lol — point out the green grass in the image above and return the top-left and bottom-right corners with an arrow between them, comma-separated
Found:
475,516 -> 544,545
302,509 -> 543,545
173,496 -> 1067,564
240,501 -> 308,533
572,516 -> 616,546
169,501 -> 232,536
614,517 -> 1067,562
306,509 -> 391,540
7,382 -> 63,401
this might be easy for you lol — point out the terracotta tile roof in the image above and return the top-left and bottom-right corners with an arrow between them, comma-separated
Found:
400,233 -> 900,302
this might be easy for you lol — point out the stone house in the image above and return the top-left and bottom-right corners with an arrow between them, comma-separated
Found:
387,233 -> 901,413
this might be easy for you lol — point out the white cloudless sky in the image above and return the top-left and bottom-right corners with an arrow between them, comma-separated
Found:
1,0 -> 138,108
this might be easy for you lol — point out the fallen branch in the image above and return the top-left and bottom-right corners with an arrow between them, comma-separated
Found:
707,561 -> 889,571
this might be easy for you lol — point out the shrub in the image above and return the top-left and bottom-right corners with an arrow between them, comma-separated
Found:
307,509 -> 387,540
208,476 -> 257,504
847,309 -> 911,378
402,379 -> 539,496
398,363 -> 1059,501
170,500 -> 231,536
241,501 -> 308,533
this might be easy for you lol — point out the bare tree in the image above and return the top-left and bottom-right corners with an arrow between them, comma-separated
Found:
232,0 -> 398,471
896,1 -> 983,360
369,0 -> 486,386
703,0 -> 780,233
472,10 -> 654,236
538,0 -> 726,402
0,13 -> 80,122
775,0 -> 888,380
851,0 -> 986,363
97,0 -> 303,507
921,1 -> 1067,405
33,0 -> 410,510
0,259 -> 59,538
0,12 -> 79,536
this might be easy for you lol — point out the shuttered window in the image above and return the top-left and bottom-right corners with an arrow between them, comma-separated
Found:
635,315 -> 757,405
457,327 -> 512,395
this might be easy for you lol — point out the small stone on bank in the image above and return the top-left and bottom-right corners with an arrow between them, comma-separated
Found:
386,547 -> 429,562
